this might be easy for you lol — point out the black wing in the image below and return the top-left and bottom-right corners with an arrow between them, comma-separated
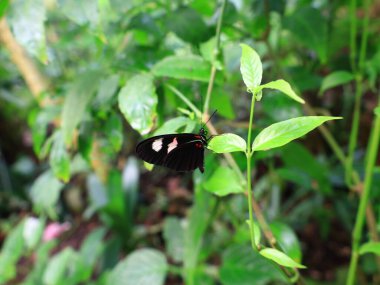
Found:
136,133 -> 204,172
164,140 -> 205,172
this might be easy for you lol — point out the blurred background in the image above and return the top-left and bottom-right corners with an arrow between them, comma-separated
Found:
0,0 -> 379,284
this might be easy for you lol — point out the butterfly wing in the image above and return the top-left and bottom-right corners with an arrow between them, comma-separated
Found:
136,134 -> 204,171
163,140 -> 205,172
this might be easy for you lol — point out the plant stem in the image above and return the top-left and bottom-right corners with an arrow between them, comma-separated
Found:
347,94 -> 380,285
203,0 -> 226,116
246,94 -> 257,251
166,84 -> 202,118
346,0 -> 370,186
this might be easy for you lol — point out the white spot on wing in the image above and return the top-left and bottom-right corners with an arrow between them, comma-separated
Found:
167,137 -> 178,153
152,138 -> 163,152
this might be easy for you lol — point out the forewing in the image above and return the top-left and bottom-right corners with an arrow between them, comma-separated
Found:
164,141 -> 204,172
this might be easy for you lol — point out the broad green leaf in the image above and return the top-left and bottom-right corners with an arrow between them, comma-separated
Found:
94,74 -> 120,107
0,220 -> 25,283
252,116 -> 341,151
165,7 -> 209,44
374,106 -> 380,117
107,249 -> 168,285
240,43 -> 262,91
104,113 -> 123,152
153,116 -> 195,136
163,217 -> 184,263
204,166 -> 244,196
30,170 -> 63,216
0,0 -> 10,18
7,0 -> 47,63
220,245 -> 285,285
283,7 -> 327,63
256,79 -> 305,104
259,248 -> 306,269
43,248 -> 75,285
62,71 -> 102,146
23,216 -> 45,250
246,219 -> 261,247
152,55 -> 212,82
208,133 -> 246,153
270,222 -> 302,262
359,242 -> 380,256
59,0 -> 99,27
319,71 -> 354,95
49,131 -> 70,182
118,73 -> 157,135
79,227 -> 106,267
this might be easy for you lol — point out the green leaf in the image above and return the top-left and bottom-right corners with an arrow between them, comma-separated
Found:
163,217 -> 184,263
246,220 -> 261,247
319,71 -> 354,95
240,43 -> 262,91
283,7 -> 327,63
153,116 -> 195,136
104,113 -> 123,152
23,217 -> 45,250
0,0 -> 10,18
270,222 -> 302,262
0,220 -> 25,284
220,245 -> 285,285
30,170 -> 63,216
374,106 -> 380,117
165,7 -> 209,44
43,248 -> 76,285
49,131 -> 70,182
118,73 -> 157,135
62,71 -> 102,146
94,74 -> 120,107
208,133 -> 246,153
359,242 -> 380,256
252,116 -> 341,151
152,55 -> 212,82
256,79 -> 305,104
204,166 -> 244,196
7,0 -> 47,63
59,0 -> 99,27
259,248 -> 306,269
79,227 -> 107,267
107,249 -> 168,285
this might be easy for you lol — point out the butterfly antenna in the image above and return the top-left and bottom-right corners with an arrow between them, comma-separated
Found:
202,109 -> 217,128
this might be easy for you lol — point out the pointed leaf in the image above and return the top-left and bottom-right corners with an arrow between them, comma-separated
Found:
240,44 -> 262,91
62,71 -> 102,146
252,116 -> 341,151
204,166 -> 244,196
208,133 -> 246,153
107,249 -> 168,285
319,71 -> 354,95
118,73 -> 157,135
359,242 -> 380,256
260,248 -> 306,269
152,55 -> 213,82
49,132 -> 70,182
256,79 -> 305,104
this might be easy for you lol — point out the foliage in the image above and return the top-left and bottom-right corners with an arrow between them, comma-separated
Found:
0,0 -> 379,285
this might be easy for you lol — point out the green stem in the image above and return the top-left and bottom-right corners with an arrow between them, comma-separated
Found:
166,84 -> 202,118
346,0 -> 371,186
246,94 -> 257,251
203,0 -> 226,115
347,95 -> 380,285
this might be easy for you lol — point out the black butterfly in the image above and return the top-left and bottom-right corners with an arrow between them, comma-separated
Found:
136,127 -> 210,173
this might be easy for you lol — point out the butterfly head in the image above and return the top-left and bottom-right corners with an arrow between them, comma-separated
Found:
199,128 -> 207,137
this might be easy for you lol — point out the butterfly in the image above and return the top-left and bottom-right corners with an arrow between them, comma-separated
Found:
136,127 -> 210,173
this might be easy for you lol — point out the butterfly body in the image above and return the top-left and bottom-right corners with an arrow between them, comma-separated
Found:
136,128 -> 208,173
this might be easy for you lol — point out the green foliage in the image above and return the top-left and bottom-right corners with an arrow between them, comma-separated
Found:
0,0 -> 378,284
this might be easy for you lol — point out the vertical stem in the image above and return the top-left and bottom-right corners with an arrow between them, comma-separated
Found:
346,0 -> 371,185
246,95 -> 257,251
347,95 -> 380,285
203,0 -> 226,116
